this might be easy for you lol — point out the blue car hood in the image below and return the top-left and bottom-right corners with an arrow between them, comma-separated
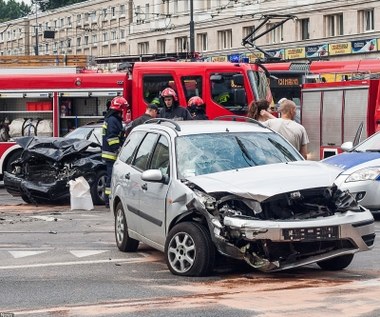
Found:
323,152 -> 380,170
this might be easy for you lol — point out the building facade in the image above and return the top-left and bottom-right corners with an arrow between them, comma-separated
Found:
0,0 -> 379,68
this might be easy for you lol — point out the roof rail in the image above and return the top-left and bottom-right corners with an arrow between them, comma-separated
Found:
144,118 -> 181,132
213,115 -> 266,128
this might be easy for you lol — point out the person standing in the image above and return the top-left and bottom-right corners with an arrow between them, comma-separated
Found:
187,96 -> 208,120
101,96 -> 128,208
247,99 -> 276,122
130,103 -> 159,128
264,99 -> 309,159
158,88 -> 192,121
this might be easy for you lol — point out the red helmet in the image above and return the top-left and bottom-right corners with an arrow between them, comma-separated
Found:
161,87 -> 178,101
187,96 -> 205,107
110,96 -> 128,112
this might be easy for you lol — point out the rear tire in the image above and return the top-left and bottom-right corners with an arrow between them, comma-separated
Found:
317,254 -> 354,271
90,169 -> 107,205
115,202 -> 139,252
165,222 -> 215,277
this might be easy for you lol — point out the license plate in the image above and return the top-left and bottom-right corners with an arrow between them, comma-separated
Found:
282,226 -> 339,241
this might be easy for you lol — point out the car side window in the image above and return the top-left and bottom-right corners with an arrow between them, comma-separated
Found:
133,133 -> 158,171
150,136 -> 170,177
119,131 -> 145,164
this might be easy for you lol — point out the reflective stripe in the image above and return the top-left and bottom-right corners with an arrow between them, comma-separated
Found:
108,137 -> 120,146
102,151 -> 117,160
105,188 -> 111,195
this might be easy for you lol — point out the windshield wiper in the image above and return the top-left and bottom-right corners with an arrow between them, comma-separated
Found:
234,136 -> 256,166
268,138 -> 296,161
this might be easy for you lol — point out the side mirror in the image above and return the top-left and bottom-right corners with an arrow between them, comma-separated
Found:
141,169 -> 165,183
341,141 -> 353,152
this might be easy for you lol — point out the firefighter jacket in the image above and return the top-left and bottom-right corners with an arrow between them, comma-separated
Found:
101,111 -> 124,161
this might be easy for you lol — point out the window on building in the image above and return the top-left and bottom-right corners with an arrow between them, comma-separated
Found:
111,30 -> 117,40
60,18 -> 64,28
111,7 -> 116,17
243,25 -> 255,38
91,11 -> 97,22
267,23 -> 284,43
84,36 -> 89,45
92,34 -> 97,44
120,5 -> 125,16
175,36 -> 188,52
103,32 -> 108,41
184,0 -> 189,11
145,3 -> 150,19
359,9 -> 374,32
120,29 -> 126,39
77,37 -> 81,46
157,39 -> 166,54
206,0 -> 211,10
84,13 -> 89,22
76,14 -> 81,23
298,18 -> 309,40
67,38 -> 71,48
325,13 -> 343,36
67,16 -> 71,26
197,33 -> 208,52
45,43 -> 49,53
174,0 -> 178,13
217,29 -> 232,49
138,41 -> 149,54
102,9 -> 107,19
54,20 -> 57,28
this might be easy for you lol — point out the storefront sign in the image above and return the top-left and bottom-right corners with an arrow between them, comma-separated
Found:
285,47 -> 305,60
305,44 -> 328,58
211,55 -> 228,62
245,52 -> 265,62
351,39 -> 377,53
329,42 -> 352,55
267,49 -> 284,59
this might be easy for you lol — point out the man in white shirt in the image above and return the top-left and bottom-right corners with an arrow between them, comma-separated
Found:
264,99 -> 309,159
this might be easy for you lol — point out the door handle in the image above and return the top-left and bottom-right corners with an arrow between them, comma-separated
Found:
125,172 -> 130,180
141,183 -> 147,190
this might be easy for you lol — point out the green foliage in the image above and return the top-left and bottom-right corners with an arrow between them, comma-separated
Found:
38,0 -> 87,11
0,0 -> 31,22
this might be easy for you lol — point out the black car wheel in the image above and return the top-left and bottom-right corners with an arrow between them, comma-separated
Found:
165,222 -> 215,277
4,150 -> 21,174
317,254 -> 354,271
90,169 -> 107,205
115,202 -> 139,252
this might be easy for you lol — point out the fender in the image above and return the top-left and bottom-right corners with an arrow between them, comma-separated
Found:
0,142 -> 21,175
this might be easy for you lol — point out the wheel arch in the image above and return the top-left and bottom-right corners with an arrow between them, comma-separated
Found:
0,145 -> 22,177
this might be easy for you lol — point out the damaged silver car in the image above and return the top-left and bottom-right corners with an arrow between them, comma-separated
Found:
111,118 -> 375,276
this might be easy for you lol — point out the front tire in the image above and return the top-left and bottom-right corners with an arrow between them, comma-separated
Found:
115,202 -> 139,252
165,222 -> 215,277
317,254 -> 354,271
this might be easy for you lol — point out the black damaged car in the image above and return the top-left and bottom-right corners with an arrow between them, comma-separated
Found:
3,124 -> 107,205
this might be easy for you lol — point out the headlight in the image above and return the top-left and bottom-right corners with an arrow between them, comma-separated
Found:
345,167 -> 380,182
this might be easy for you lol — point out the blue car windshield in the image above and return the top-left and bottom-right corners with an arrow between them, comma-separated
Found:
176,132 -> 302,179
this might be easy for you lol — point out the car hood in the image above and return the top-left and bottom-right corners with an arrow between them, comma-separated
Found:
187,161 -> 342,202
322,152 -> 380,172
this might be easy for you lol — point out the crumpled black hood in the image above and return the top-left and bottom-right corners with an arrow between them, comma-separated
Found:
15,136 -> 100,162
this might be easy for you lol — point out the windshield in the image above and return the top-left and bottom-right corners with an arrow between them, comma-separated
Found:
176,132 -> 302,179
248,70 -> 272,101
354,131 -> 380,152
64,126 -> 102,145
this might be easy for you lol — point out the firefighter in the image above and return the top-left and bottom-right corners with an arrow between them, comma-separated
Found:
158,88 -> 192,121
187,96 -> 208,120
101,96 -> 128,208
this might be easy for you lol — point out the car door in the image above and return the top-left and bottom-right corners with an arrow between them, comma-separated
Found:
137,135 -> 170,246
113,131 -> 146,234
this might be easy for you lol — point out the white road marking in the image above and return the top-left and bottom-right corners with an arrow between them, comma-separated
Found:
70,250 -> 108,258
0,257 -> 152,270
29,215 -> 61,221
8,250 -> 48,258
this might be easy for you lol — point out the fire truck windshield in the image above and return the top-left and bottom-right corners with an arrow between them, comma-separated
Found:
248,70 -> 272,102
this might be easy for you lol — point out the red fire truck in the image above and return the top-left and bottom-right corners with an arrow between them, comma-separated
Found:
0,61 -> 271,179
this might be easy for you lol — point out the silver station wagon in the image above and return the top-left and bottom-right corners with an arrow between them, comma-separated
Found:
110,118 -> 375,276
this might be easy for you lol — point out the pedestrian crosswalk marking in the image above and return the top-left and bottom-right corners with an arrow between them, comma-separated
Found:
9,250 -> 48,258
70,250 -> 108,258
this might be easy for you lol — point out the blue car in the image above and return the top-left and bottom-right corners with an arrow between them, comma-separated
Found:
323,131 -> 380,215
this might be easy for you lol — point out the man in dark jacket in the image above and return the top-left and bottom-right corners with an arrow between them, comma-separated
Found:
131,103 -> 159,128
158,87 -> 192,121
101,96 -> 128,207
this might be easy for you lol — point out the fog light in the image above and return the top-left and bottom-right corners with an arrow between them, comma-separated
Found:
356,192 -> 366,201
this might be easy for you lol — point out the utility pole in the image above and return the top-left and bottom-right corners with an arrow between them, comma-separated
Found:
189,0 -> 195,60
34,0 -> 39,55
